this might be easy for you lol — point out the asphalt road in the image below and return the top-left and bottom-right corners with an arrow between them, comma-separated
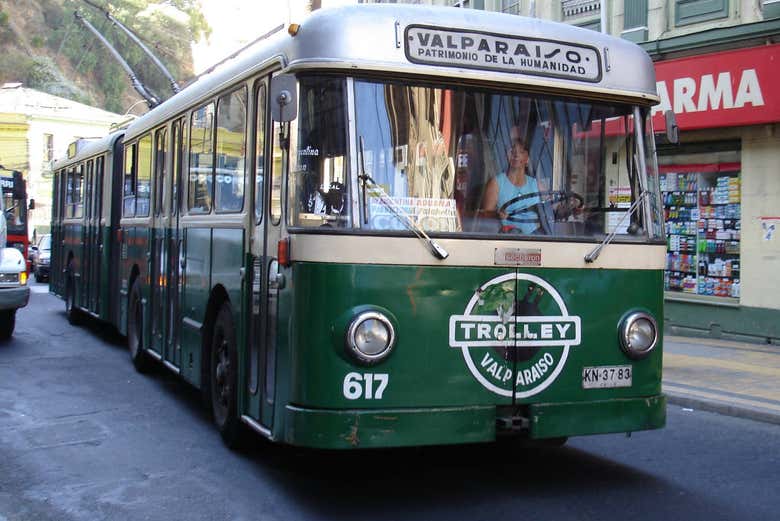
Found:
1,284 -> 778,521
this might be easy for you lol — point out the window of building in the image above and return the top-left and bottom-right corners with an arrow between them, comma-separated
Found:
501,0 -> 520,15
675,0 -> 728,27
622,0 -> 648,42
44,134 -> 54,162
561,0 -> 601,30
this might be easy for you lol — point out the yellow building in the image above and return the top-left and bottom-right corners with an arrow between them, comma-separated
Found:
0,83 -> 125,238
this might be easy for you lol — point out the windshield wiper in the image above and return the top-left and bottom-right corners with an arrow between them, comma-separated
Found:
358,137 -> 449,260
584,189 -> 648,263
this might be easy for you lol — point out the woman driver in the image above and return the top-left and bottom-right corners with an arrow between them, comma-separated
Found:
481,137 -> 541,234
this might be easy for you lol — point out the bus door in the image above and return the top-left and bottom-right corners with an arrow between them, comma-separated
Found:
246,79 -> 285,430
150,127 -> 168,357
164,119 -> 185,368
89,158 -> 104,314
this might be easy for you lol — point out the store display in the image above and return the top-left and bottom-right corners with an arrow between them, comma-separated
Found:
661,169 -> 741,300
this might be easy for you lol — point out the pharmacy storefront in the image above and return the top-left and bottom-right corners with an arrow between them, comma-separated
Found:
651,44 -> 780,344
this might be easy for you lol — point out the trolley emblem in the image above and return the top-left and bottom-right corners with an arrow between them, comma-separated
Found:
449,273 -> 581,398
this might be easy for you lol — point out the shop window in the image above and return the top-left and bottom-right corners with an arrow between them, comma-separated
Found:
675,0 -> 728,27
660,153 -> 741,301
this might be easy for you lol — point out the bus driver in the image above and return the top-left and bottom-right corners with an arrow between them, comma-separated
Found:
481,136 -> 543,234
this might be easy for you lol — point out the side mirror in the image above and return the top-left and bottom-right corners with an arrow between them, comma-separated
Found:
30,246 -> 38,252
270,73 -> 297,122
664,110 -> 679,144
28,198 -> 35,210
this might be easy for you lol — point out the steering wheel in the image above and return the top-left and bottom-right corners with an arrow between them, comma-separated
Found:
501,191 -> 583,217
498,190 -> 584,232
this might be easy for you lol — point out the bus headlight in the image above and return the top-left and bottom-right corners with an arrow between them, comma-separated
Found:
346,311 -> 395,365
619,312 -> 658,359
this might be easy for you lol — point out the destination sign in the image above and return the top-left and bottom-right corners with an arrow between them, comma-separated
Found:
405,26 -> 602,83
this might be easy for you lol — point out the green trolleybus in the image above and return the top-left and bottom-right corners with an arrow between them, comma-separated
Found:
51,5 -> 667,449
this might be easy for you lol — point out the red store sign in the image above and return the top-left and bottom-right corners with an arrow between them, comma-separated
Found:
651,44 -> 780,132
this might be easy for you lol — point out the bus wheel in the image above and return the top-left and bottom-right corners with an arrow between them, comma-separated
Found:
127,281 -> 151,373
0,310 -> 16,340
65,275 -> 82,325
209,304 -> 246,449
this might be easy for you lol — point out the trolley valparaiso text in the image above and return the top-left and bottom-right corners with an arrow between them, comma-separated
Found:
50,5 -> 669,449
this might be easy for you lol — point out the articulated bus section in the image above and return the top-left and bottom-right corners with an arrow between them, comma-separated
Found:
50,5 -> 667,450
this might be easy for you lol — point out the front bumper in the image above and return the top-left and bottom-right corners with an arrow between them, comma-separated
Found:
282,394 -> 666,449
0,286 -> 30,310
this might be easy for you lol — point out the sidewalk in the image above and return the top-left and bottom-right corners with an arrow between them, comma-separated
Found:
663,335 -> 780,425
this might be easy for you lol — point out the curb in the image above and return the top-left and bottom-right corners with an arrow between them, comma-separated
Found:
665,392 -> 780,426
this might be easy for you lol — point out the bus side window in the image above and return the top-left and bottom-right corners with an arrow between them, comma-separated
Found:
254,82 -> 267,223
215,86 -> 247,213
137,134 -> 152,217
124,143 -> 136,217
189,103 -> 215,214
85,160 -> 93,220
155,127 -> 168,217
172,118 -> 185,216
73,165 -> 84,219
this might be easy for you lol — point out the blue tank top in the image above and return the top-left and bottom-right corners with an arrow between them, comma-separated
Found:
495,173 -> 540,234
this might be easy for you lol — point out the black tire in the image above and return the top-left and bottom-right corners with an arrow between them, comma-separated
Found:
0,310 -> 16,341
127,281 -> 152,373
65,274 -> 81,325
208,304 -> 247,449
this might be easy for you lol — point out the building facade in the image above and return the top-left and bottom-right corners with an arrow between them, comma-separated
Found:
359,0 -> 780,344
0,84 -> 125,239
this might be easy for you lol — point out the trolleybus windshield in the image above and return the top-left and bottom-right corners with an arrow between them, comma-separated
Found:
288,76 -> 663,242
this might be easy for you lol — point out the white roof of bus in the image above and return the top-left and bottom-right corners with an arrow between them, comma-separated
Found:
122,4 -> 658,142
52,132 -> 123,170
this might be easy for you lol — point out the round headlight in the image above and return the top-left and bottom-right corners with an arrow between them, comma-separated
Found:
619,312 -> 658,359
346,311 -> 395,364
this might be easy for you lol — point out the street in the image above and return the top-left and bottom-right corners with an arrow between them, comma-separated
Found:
1,283 -> 778,521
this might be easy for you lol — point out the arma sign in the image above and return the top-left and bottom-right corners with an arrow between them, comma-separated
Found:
652,44 -> 780,131
405,26 -> 602,82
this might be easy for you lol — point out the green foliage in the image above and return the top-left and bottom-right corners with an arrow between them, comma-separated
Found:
39,0 -> 208,112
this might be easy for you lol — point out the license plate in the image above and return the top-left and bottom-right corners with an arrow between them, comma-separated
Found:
582,365 -> 632,389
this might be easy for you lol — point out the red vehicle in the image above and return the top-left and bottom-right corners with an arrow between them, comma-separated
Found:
1,172 -> 32,272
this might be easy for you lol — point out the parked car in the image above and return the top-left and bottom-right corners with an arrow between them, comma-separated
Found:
30,234 -> 51,282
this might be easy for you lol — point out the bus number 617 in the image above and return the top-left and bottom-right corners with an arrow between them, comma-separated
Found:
343,372 -> 389,400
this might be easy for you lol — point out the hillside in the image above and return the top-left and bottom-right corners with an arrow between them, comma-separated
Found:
0,0 -> 209,115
